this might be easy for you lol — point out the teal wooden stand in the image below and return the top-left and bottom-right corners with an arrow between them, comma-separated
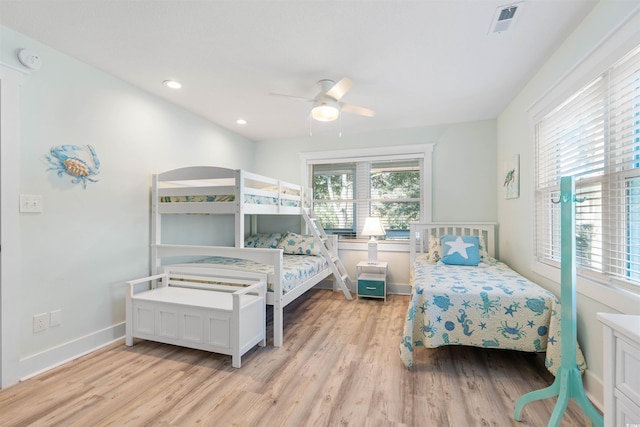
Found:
514,176 -> 603,427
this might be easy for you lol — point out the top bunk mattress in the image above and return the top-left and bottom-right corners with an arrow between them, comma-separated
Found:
192,254 -> 328,293
159,194 -> 300,207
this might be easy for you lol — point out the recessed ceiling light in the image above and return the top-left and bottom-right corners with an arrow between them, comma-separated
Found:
236,119 -> 247,125
163,80 -> 182,89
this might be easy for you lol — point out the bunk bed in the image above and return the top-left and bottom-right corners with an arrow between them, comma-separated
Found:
151,166 -> 352,348
399,223 -> 586,376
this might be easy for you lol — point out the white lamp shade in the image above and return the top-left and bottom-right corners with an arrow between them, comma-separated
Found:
362,217 -> 385,264
362,217 -> 386,237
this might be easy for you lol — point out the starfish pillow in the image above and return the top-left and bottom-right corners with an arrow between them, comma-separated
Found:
440,235 -> 480,266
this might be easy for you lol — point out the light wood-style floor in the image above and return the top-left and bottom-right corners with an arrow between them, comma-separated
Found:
0,290 -> 597,426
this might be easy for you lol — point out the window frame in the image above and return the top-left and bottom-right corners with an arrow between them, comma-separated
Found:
300,144 -> 433,241
530,37 -> 640,303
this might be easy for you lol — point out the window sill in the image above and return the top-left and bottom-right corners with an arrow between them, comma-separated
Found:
530,259 -> 640,314
338,239 -> 409,253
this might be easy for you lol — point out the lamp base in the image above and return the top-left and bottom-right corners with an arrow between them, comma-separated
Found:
368,239 -> 378,264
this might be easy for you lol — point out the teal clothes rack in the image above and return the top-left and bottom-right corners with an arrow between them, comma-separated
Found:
514,176 -> 603,426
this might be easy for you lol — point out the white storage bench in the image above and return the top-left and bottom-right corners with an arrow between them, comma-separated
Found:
125,266 -> 267,368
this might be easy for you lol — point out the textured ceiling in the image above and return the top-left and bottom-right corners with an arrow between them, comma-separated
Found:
0,0 -> 598,141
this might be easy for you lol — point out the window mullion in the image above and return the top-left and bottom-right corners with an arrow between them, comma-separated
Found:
356,162 -> 371,237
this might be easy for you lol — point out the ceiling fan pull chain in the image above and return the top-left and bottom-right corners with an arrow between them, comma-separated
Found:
339,114 -> 342,138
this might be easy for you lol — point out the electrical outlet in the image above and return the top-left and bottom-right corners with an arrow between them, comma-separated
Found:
33,313 -> 48,333
20,194 -> 43,213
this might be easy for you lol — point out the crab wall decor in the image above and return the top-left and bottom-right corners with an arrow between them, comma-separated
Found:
46,144 -> 100,189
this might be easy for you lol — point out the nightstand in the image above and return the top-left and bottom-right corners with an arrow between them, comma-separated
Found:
356,261 -> 388,301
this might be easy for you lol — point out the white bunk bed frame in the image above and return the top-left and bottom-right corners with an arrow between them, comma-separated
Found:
152,166 -> 304,250
151,166 -> 352,348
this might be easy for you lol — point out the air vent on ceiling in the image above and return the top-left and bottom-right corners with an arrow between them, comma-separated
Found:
489,2 -> 523,34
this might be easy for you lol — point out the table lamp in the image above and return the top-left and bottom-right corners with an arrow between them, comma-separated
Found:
362,217 -> 386,264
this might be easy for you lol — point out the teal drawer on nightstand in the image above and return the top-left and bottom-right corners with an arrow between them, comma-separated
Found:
356,263 -> 387,301
358,279 -> 385,297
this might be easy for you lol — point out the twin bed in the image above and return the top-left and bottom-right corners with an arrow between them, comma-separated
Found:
399,223 -> 585,376
149,166 -> 348,348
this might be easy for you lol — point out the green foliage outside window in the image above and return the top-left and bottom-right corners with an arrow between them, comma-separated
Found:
312,161 -> 421,237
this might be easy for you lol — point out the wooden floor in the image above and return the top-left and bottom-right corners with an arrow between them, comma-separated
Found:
0,290 -> 597,426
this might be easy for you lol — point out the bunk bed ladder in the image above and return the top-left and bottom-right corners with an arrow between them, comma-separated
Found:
302,209 -> 353,300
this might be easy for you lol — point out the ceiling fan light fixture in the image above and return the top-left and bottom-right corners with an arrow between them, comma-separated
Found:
311,103 -> 340,122
163,79 -> 182,89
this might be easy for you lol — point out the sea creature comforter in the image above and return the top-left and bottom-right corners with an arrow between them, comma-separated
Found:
399,256 -> 586,376
193,254 -> 328,293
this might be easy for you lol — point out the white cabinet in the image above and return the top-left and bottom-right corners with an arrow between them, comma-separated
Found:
126,272 -> 266,369
597,313 -> 640,427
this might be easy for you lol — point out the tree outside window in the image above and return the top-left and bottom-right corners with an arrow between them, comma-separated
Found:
312,159 -> 422,239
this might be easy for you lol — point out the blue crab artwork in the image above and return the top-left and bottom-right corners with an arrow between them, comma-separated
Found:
422,321 -> 437,338
497,320 -> 526,340
46,145 -> 100,189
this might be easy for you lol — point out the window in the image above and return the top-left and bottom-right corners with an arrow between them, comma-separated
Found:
535,44 -> 640,291
303,145 -> 432,240
312,162 -> 356,236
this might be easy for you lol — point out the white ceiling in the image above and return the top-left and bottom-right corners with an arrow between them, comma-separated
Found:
0,0 -> 598,142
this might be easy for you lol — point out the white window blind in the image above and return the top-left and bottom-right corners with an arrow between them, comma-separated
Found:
312,162 -> 356,236
535,44 -> 640,290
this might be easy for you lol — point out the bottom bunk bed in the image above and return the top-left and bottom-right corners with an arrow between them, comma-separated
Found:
399,223 -> 586,376
154,232 -> 345,347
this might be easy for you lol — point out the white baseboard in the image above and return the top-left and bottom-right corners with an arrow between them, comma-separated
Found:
583,368 -> 604,412
388,283 -> 411,295
314,280 -> 412,296
19,322 -> 125,381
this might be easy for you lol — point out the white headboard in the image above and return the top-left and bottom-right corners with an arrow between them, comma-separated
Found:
409,223 -> 497,265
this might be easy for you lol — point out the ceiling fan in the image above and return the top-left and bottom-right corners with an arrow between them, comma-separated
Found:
270,77 -> 375,122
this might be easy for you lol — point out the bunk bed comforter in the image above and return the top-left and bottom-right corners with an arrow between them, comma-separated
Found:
399,255 -> 586,376
193,254 -> 328,293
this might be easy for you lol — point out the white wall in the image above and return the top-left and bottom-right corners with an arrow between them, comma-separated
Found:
254,120 -> 497,288
497,1 -> 640,408
1,26 -> 256,382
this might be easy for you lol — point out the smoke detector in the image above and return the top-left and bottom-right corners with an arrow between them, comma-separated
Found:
489,2 -> 523,34
17,48 -> 42,71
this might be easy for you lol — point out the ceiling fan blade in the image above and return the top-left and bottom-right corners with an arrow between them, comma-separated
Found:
325,77 -> 353,101
269,92 -> 313,102
340,102 -> 375,117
